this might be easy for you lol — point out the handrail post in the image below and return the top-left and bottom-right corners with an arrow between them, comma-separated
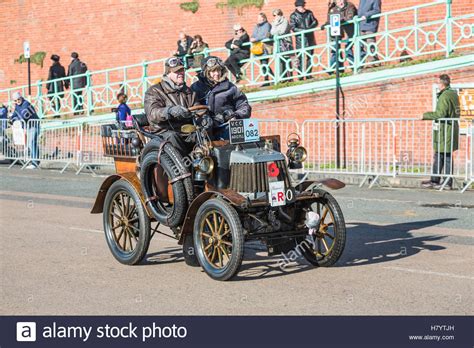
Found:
273,35 -> 280,85
142,61 -> 148,101
86,71 -> 92,117
445,0 -> 453,57
36,80 -> 44,118
353,17 -> 361,74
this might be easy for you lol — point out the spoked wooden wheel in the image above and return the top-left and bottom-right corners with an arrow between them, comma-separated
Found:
193,198 -> 244,281
301,188 -> 346,267
103,180 -> 151,265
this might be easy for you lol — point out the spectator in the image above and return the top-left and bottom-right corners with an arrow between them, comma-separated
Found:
271,8 -> 294,81
290,0 -> 318,80
422,74 -> 460,190
144,57 -> 199,157
176,32 -> 194,67
191,56 -> 251,140
358,0 -> 381,64
188,35 -> 209,69
224,24 -> 250,83
65,52 -> 88,116
251,13 -> 273,86
0,103 -> 7,151
326,0 -> 358,73
46,54 -> 66,117
116,93 -> 132,129
10,92 -> 40,169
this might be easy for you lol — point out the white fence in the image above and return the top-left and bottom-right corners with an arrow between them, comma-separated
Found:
0,117 -> 472,192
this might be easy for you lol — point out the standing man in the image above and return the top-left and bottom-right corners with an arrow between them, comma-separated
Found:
46,54 -> 66,117
10,92 -> 40,169
144,57 -> 199,156
251,13 -> 273,86
175,32 -> 194,67
290,0 -> 318,80
421,74 -> 460,190
358,0 -> 381,65
65,52 -> 88,115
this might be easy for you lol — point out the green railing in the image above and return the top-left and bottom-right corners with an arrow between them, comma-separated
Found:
1,0 -> 472,119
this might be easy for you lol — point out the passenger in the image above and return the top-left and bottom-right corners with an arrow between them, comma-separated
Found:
144,57 -> 199,157
191,56 -> 251,140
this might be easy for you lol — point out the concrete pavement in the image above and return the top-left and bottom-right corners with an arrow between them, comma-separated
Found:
1,167 -> 473,315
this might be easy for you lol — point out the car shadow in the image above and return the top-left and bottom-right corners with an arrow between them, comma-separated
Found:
233,218 -> 453,281
337,218 -> 453,267
138,218 -> 453,280
142,246 -> 184,265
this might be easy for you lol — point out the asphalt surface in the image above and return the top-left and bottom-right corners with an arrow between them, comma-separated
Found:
0,166 -> 473,315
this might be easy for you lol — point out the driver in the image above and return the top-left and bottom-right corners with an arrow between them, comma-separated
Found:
191,56 -> 251,140
144,56 -> 199,156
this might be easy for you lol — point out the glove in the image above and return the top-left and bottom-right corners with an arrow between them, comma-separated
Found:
214,113 -> 225,125
223,109 -> 236,121
168,105 -> 191,120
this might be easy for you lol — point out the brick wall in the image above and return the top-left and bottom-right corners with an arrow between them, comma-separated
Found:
1,0 -> 471,91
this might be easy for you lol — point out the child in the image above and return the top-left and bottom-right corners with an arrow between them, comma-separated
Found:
116,93 -> 132,128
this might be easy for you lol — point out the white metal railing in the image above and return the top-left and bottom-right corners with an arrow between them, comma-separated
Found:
1,117 -> 472,192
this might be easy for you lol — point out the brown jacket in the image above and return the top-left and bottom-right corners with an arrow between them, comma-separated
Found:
326,1 -> 358,38
144,77 -> 198,132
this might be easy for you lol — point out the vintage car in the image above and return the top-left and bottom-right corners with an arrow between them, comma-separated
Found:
91,106 -> 346,281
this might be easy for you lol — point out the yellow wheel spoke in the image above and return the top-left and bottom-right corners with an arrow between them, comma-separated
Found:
217,246 -> 223,267
115,228 -> 124,244
220,225 -> 231,237
217,216 -> 225,236
220,245 -> 230,261
213,212 -> 218,236
221,240 -> 233,247
321,207 -> 329,222
205,218 -> 215,235
201,232 -> 212,239
321,238 -> 330,253
204,243 -> 213,252
211,247 -> 218,263
111,212 -> 122,220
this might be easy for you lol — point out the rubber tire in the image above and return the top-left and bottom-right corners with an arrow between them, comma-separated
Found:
301,188 -> 346,267
103,180 -> 151,265
142,139 -> 194,204
140,150 -> 188,227
183,233 -> 200,267
193,198 -> 244,281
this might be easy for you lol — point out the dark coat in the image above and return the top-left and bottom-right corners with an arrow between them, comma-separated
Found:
66,58 -> 88,90
144,77 -> 198,133
177,35 -> 193,57
11,98 -> 39,124
423,87 -> 460,153
225,32 -> 251,59
191,74 -> 251,120
326,1 -> 358,39
358,0 -> 381,33
46,62 -> 66,96
289,9 -> 318,49
0,106 -> 7,133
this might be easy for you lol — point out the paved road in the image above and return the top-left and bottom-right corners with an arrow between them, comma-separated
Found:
1,167 -> 473,315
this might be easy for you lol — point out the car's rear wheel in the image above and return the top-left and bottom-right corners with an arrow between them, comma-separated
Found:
193,198 -> 244,281
301,188 -> 346,267
103,180 -> 151,265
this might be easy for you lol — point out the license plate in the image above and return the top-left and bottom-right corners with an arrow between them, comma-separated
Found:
268,181 -> 286,207
229,119 -> 260,144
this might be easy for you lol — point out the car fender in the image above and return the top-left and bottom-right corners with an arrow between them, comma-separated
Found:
90,172 -> 152,217
178,190 -> 244,245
